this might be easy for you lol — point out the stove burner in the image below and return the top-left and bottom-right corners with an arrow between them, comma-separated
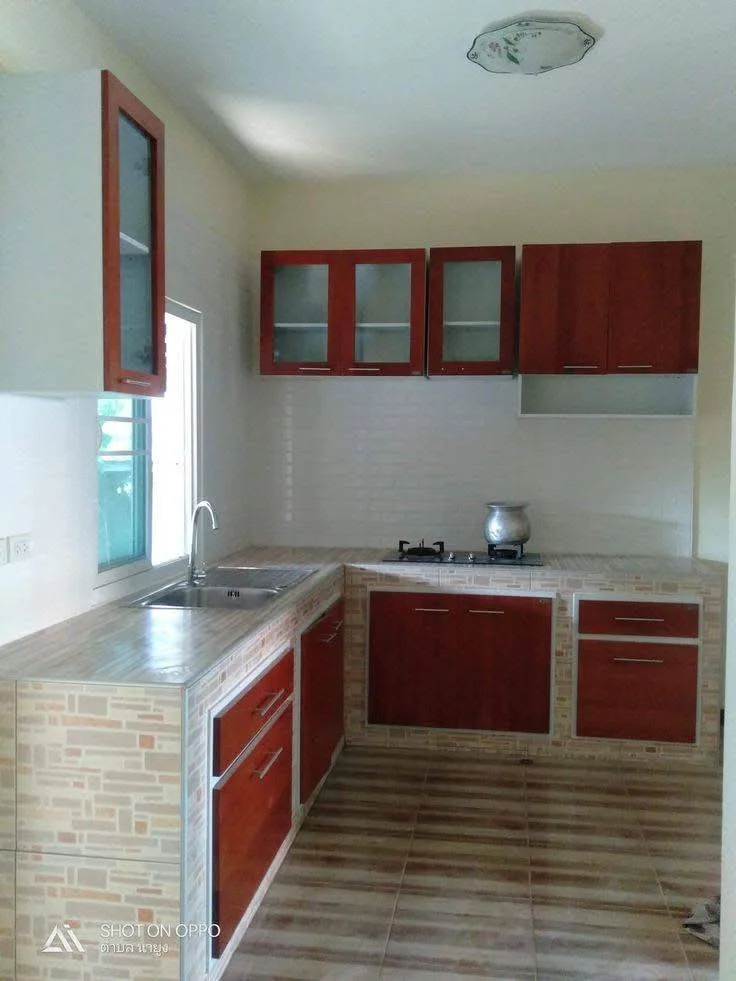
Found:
487,542 -> 525,560
399,539 -> 445,557
383,538 -> 543,567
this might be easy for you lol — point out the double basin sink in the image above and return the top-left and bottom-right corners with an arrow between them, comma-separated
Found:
132,566 -> 317,611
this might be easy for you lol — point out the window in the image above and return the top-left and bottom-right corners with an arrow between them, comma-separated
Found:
97,303 -> 199,581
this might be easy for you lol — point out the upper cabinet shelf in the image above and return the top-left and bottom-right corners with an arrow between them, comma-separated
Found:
260,249 -> 426,376
0,69 -> 165,396
427,246 -> 516,375
518,241 -> 702,375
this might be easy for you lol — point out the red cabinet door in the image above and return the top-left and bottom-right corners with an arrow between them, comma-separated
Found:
212,705 -> 292,958
427,246 -> 516,375
519,244 -> 609,374
300,599 -> 344,804
368,591 -> 460,728
455,594 -> 553,733
607,241 -> 701,373
577,640 -> 698,742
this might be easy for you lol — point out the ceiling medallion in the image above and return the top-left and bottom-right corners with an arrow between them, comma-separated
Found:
467,18 -> 597,75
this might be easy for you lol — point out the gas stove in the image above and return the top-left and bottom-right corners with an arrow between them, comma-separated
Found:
382,539 -> 543,567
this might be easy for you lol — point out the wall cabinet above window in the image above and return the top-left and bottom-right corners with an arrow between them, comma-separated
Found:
427,246 -> 517,375
518,241 -> 702,375
260,249 -> 426,376
0,69 -> 165,396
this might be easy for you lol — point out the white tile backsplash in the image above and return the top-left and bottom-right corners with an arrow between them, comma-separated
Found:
246,375 -> 694,555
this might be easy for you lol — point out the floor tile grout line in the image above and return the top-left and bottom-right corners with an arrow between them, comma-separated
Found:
621,762 -> 699,981
522,760 -> 540,981
376,758 -> 430,977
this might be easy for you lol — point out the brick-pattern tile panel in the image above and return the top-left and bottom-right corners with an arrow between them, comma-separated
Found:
17,683 -> 182,861
0,681 -> 15,851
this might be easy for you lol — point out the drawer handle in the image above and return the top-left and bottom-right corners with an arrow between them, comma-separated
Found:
254,746 -> 284,780
253,689 -> 285,717
613,616 -> 666,623
414,607 -> 450,613
613,657 -> 665,665
320,619 -> 344,643
468,609 -> 505,615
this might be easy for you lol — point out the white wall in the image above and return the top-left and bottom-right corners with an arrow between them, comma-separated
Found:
249,170 -> 736,559
0,0 -> 254,645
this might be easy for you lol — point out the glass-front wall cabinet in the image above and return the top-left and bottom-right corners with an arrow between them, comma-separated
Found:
261,249 -> 425,375
102,71 -> 165,396
427,246 -> 516,375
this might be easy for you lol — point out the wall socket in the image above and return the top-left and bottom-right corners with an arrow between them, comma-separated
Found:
9,533 -> 32,562
0,538 -> 7,566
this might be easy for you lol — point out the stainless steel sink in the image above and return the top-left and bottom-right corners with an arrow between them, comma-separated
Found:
131,566 -> 317,610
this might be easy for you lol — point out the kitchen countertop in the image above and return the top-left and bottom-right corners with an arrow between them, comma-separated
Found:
0,546 -> 725,687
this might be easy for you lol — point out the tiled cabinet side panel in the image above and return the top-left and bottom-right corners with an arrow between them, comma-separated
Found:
0,850 -> 13,978
182,568 -> 343,981
0,681 -> 15,851
17,682 -> 182,861
16,851 -> 180,980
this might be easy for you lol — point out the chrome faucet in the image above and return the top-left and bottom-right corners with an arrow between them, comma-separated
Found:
188,500 -> 219,584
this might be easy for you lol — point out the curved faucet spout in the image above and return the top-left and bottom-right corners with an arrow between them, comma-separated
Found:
188,500 -> 219,584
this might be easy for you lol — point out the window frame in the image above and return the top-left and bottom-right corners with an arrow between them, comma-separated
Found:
95,298 -> 202,590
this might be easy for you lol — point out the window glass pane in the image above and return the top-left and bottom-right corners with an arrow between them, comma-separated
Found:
97,452 -> 148,570
99,418 -> 147,452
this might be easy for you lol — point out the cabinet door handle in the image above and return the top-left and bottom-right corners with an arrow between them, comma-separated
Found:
119,377 -> 153,387
252,689 -> 285,717
348,367 -> 381,372
298,367 -> 332,372
616,364 -> 653,370
319,619 -> 344,643
253,746 -> 284,779
614,616 -> 665,623
612,657 -> 665,665
563,364 -> 600,370
468,609 -> 505,615
414,607 -> 450,613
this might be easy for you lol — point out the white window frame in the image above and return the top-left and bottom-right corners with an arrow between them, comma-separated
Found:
95,298 -> 202,591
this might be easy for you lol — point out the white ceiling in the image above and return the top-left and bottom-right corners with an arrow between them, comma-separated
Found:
74,0 -> 736,180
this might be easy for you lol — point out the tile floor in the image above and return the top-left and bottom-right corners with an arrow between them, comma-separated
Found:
223,747 -> 722,981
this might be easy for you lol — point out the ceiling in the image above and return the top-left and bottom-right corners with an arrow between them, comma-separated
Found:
73,0 -> 736,181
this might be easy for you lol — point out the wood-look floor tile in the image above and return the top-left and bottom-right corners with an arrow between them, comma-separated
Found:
382,896 -> 536,978
226,952 -> 382,980
533,901 -> 693,980
529,848 -> 666,911
402,840 -> 531,903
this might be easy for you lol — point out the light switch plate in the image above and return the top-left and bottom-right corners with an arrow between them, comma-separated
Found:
0,537 -> 7,566
9,533 -> 32,562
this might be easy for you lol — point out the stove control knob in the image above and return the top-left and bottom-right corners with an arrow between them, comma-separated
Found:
467,552 -> 475,563
447,551 -> 455,562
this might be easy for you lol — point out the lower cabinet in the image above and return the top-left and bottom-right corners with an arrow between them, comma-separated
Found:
211,651 -> 295,959
300,599 -> 345,803
368,590 -> 553,733
575,597 -> 700,743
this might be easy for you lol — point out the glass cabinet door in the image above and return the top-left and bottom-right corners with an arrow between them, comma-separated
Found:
427,246 -> 516,375
354,262 -> 411,364
273,263 -> 329,364
102,71 -> 165,396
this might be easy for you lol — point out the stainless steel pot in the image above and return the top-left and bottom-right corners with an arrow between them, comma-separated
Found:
484,502 -> 531,545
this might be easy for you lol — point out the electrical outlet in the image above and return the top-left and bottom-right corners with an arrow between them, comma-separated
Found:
9,533 -> 32,562
0,538 -> 7,566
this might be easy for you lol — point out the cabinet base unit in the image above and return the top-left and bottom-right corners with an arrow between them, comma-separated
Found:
576,640 -> 698,743
368,590 -> 553,734
212,705 -> 293,958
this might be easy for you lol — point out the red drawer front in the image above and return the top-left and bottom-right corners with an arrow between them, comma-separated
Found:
213,649 -> 293,776
577,640 -> 698,743
578,600 -> 699,638
212,705 -> 293,958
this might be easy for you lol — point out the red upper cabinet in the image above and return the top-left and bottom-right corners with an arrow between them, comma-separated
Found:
427,246 -> 517,375
519,241 -> 701,375
260,249 -> 426,376
102,71 -> 166,396
0,69 -> 165,396
519,244 -> 609,374
607,241 -> 701,373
